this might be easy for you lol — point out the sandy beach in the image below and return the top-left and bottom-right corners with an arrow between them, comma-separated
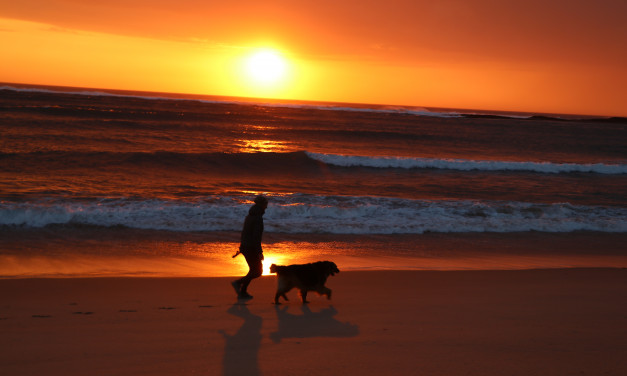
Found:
1,268 -> 626,375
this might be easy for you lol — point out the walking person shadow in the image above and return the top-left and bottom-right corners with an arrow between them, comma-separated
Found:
220,303 -> 262,376
270,304 -> 359,343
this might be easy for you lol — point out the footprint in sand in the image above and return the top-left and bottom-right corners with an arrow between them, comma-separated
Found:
72,311 -> 94,315
158,307 -> 176,310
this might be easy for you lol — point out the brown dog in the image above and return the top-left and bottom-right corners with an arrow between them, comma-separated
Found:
270,261 -> 339,304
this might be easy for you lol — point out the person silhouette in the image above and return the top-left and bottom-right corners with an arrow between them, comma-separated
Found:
231,195 -> 268,299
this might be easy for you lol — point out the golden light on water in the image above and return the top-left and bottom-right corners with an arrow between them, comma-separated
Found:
235,139 -> 289,153
261,255 -> 288,276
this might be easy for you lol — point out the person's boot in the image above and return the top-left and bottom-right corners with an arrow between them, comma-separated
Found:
238,291 -> 253,299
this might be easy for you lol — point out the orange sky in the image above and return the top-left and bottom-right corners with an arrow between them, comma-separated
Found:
1,0 -> 626,116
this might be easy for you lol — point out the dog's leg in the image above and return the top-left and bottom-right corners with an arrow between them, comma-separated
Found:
273,292 -> 282,305
324,287 -> 332,300
316,287 -> 332,300
274,291 -> 289,304
299,289 -> 309,304
274,279 -> 292,304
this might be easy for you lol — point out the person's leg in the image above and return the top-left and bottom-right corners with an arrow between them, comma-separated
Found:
239,253 -> 263,296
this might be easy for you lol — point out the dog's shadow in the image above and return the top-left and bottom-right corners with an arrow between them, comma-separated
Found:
270,304 -> 359,343
220,303 -> 262,376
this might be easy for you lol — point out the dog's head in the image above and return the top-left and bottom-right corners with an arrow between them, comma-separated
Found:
269,264 -> 278,274
321,261 -> 339,276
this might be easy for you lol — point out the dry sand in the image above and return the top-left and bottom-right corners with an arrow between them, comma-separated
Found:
1,269 -> 626,375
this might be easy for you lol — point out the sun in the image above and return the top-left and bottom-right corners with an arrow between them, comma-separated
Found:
245,49 -> 288,86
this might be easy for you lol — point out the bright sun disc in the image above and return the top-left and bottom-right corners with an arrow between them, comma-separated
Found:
245,50 -> 287,85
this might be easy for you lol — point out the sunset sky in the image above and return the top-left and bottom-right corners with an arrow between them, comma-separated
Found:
1,0 -> 626,116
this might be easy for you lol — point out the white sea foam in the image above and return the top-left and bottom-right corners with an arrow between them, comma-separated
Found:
305,152 -> 627,174
1,195 -> 625,234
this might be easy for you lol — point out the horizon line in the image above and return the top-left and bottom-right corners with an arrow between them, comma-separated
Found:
1,81 -> 621,119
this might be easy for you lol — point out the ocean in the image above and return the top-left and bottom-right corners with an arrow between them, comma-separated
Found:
1,83 -> 626,278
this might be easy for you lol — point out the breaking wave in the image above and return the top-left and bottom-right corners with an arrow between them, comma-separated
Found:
5,150 -> 625,176
2,195 -> 625,234
305,152 -> 627,174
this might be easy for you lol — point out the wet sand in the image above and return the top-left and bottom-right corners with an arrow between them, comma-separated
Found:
1,268 -> 626,375
2,230 -> 627,278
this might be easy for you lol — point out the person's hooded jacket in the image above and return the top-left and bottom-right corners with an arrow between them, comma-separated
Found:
239,204 -> 265,255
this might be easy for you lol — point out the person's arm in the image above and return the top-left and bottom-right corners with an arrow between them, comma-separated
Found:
252,217 -> 264,254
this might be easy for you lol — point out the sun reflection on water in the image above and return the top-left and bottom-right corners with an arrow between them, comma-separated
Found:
223,241 -> 342,277
260,255 -> 287,275
235,139 -> 289,153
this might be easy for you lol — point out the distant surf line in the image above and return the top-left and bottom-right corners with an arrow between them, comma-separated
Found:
2,83 -> 598,121
1,84 -> 463,117
305,152 -> 627,175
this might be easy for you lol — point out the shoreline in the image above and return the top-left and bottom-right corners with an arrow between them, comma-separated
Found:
2,269 -> 626,375
1,265 -> 626,280
2,230 -> 627,279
